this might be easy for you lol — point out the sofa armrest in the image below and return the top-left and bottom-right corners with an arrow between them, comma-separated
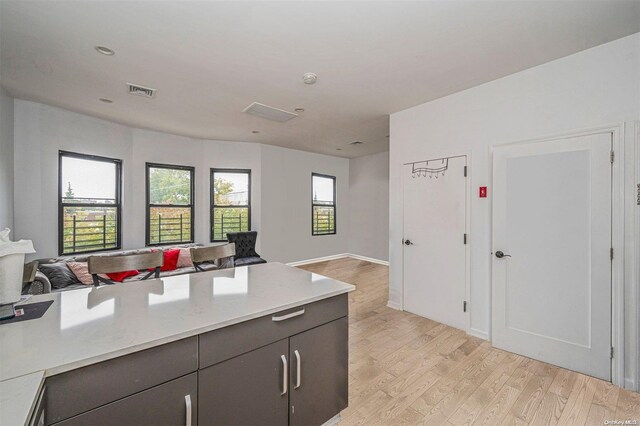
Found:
24,271 -> 52,295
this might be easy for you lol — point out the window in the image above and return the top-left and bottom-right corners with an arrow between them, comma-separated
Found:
58,151 -> 122,255
211,169 -> 251,241
146,163 -> 195,246
312,173 -> 336,235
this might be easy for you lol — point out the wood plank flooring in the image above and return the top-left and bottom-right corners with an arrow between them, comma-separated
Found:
297,257 -> 640,426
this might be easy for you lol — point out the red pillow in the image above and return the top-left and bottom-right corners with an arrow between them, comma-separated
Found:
106,270 -> 139,282
148,249 -> 180,272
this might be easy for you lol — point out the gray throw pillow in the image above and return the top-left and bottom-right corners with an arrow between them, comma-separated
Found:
39,262 -> 81,289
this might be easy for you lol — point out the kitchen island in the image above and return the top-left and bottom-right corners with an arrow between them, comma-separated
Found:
0,262 -> 354,425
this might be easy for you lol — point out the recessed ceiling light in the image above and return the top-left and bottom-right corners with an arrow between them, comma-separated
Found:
302,73 -> 317,85
99,98 -> 113,103
252,130 -> 260,134
294,108 -> 305,113
95,46 -> 115,56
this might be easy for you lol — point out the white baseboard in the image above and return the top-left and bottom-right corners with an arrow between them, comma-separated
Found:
386,300 -> 402,310
286,253 -> 350,267
286,253 -> 389,267
347,253 -> 389,266
624,377 -> 637,391
468,328 -> 490,341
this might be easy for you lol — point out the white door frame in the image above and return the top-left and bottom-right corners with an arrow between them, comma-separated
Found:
490,123 -> 625,387
635,120 -> 640,391
400,152 -> 472,333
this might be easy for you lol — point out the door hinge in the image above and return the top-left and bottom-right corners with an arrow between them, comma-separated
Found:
610,247 -> 614,260
464,166 -> 468,177
610,346 -> 614,359
463,233 -> 468,245
610,151 -> 614,163
463,301 -> 467,312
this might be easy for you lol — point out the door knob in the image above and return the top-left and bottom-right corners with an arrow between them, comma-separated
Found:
404,239 -> 414,246
495,251 -> 511,258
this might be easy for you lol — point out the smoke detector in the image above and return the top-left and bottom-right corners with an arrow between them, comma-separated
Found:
127,83 -> 156,98
243,102 -> 298,123
302,73 -> 318,85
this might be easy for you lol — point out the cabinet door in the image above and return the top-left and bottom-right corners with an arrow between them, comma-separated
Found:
199,339 -> 289,426
52,373 -> 197,426
289,317 -> 348,426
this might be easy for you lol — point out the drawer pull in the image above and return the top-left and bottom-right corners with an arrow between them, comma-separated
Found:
281,355 -> 288,395
185,394 -> 192,426
294,350 -> 301,389
272,308 -> 305,322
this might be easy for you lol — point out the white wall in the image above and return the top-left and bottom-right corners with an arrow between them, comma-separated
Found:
0,88 -> 14,231
12,100 -> 348,262
390,33 -> 639,387
260,144 -> 349,263
348,151 -> 389,261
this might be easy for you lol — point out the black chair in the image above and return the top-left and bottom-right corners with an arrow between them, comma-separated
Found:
226,231 -> 267,266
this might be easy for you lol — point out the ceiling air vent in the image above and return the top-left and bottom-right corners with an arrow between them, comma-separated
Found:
243,102 -> 297,123
127,83 -> 156,98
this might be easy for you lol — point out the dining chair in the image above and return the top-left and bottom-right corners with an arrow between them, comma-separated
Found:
88,251 -> 163,286
190,243 -> 236,272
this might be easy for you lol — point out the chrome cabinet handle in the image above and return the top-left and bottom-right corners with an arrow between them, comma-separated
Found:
281,355 -> 288,395
272,308 -> 305,322
294,350 -> 301,389
185,394 -> 192,426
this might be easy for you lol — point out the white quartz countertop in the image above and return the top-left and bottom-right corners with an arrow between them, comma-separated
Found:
0,262 -> 354,384
0,372 -> 45,426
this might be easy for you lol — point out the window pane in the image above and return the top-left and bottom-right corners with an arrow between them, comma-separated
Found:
148,207 -> 192,244
149,167 -> 192,205
214,172 -> 249,206
312,175 -> 334,205
61,156 -> 116,204
212,207 -> 249,241
313,206 -> 335,235
62,206 -> 118,254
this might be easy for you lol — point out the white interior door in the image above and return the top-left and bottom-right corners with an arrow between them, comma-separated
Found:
403,156 -> 467,330
492,133 -> 612,381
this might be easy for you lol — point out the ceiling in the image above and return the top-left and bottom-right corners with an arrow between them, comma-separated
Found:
1,1 -> 639,158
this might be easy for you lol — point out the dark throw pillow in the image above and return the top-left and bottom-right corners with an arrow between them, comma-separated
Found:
39,262 -> 81,289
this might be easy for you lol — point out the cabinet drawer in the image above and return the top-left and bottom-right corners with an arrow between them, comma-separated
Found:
45,337 -> 197,424
52,373 -> 197,426
199,294 -> 348,368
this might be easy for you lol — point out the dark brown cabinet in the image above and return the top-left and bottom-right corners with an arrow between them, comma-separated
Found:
198,318 -> 348,426
199,339 -> 290,426
289,317 -> 348,426
53,373 -> 197,426
42,295 -> 348,426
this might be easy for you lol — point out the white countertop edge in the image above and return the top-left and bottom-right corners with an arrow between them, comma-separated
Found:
41,286 -> 354,378
0,371 -> 45,426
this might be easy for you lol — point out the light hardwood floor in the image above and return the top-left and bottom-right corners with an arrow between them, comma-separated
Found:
297,257 -> 640,426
